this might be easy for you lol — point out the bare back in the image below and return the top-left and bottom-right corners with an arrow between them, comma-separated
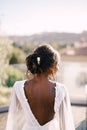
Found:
24,78 -> 56,126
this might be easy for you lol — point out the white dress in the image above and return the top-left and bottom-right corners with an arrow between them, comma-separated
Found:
6,80 -> 75,130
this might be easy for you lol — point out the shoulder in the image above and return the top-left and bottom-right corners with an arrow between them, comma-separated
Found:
55,82 -> 66,98
56,82 -> 66,91
13,80 -> 26,89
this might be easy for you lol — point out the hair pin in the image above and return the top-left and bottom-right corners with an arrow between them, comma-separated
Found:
37,57 -> 40,65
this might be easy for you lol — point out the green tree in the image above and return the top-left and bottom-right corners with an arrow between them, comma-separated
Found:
0,36 -> 13,86
9,47 -> 26,64
5,66 -> 24,87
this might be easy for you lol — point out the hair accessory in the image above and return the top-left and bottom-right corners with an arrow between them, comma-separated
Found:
37,57 -> 40,65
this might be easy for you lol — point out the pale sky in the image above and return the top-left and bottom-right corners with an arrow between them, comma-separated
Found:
0,0 -> 87,35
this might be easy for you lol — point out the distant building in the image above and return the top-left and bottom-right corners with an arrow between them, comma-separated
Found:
60,42 -> 87,57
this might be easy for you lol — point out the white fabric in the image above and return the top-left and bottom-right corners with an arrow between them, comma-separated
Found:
6,80 -> 75,130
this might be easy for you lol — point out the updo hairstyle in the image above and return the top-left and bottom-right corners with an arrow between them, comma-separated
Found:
26,44 -> 60,77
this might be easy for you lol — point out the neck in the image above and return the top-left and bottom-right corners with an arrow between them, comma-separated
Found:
33,73 -> 48,82
31,74 -> 56,89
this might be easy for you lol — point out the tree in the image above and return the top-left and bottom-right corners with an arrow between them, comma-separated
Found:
9,47 -> 26,64
0,36 -> 13,86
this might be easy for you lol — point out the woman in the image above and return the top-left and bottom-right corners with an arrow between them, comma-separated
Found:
6,44 -> 75,130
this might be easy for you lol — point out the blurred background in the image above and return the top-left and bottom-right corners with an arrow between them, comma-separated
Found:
0,0 -> 87,130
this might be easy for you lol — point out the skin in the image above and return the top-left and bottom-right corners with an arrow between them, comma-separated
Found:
24,73 -> 56,126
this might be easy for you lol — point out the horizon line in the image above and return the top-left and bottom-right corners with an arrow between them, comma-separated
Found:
0,30 -> 87,36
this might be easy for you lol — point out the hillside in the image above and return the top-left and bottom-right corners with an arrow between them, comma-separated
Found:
9,31 -> 87,45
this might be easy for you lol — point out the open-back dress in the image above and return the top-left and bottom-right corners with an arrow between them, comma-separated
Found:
6,80 -> 75,130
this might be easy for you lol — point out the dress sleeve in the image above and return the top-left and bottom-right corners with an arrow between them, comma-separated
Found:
6,82 -> 21,130
59,86 -> 75,130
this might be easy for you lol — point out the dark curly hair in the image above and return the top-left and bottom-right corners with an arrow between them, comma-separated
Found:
26,44 -> 60,77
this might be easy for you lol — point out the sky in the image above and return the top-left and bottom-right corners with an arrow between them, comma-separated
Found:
0,0 -> 87,35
